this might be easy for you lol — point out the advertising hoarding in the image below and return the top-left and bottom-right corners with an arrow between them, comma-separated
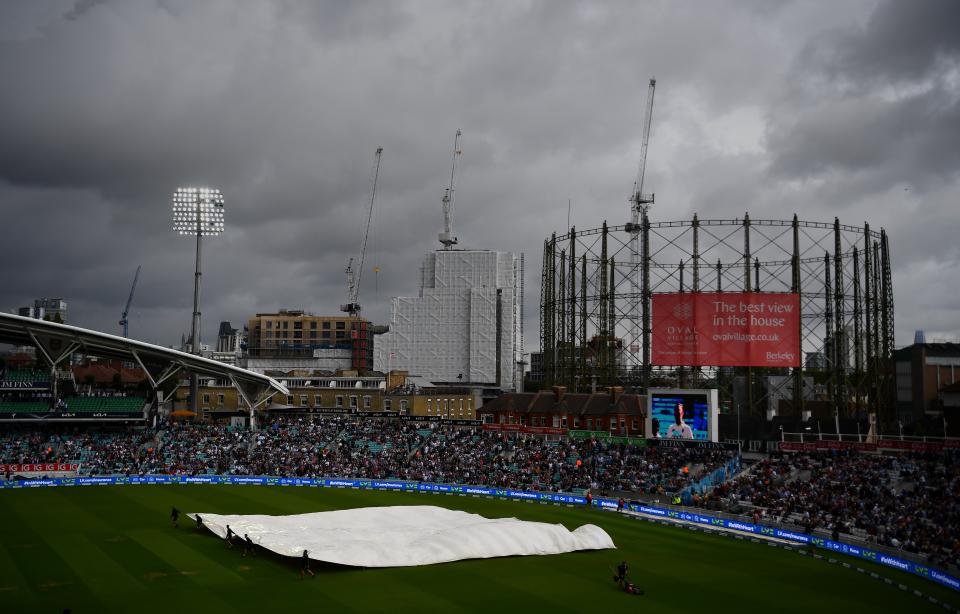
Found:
652,292 -> 800,367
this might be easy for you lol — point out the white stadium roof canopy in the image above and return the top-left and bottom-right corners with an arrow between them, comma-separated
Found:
0,312 -> 289,405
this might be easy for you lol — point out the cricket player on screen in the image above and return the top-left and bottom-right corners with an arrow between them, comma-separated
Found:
666,403 -> 694,439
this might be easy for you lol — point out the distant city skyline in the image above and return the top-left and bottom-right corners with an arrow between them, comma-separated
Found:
1,1 -> 958,349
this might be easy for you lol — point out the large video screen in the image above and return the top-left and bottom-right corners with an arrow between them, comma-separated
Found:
650,392 -> 710,441
652,292 -> 800,367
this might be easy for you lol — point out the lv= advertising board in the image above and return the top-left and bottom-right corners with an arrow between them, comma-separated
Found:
652,292 -> 800,367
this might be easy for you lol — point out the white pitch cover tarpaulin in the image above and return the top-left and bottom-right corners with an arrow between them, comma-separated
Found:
187,505 -> 614,567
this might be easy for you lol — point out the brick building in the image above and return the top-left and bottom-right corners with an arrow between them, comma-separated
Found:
478,386 -> 646,437
894,342 -> 960,422
245,310 -> 377,373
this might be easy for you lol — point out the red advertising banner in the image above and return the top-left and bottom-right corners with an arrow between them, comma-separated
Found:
780,441 -> 877,452
482,424 -> 568,436
0,463 -> 79,473
652,292 -> 800,367
780,440 -> 959,453
877,439 -> 960,452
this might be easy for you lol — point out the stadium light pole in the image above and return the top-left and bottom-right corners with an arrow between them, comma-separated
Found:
172,187 -> 225,415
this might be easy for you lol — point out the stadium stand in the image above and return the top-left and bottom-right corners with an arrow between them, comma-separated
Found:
63,396 -> 146,414
2,416 -> 955,571
0,416 -> 732,496
711,450 -> 960,570
0,369 -> 51,384
0,400 -> 50,413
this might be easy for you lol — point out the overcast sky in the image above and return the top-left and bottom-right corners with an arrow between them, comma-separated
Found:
1,0 -> 958,350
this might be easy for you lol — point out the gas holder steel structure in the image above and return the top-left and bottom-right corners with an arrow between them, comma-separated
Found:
539,213 -> 895,423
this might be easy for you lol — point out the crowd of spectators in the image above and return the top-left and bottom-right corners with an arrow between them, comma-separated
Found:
711,450 -> 960,569
0,416 -> 735,499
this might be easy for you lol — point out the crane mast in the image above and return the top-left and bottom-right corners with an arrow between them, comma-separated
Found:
341,147 -> 383,317
119,265 -> 141,337
438,129 -> 462,250
629,78 -> 656,360
631,78 -> 657,224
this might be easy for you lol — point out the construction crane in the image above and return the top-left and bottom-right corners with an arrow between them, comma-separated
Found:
119,265 -> 141,337
438,129 -> 462,250
341,147 -> 384,317
628,78 -> 656,357
630,78 -> 657,224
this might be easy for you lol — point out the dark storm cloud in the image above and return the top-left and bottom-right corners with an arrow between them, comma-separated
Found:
769,88 -> 960,183
810,0 -> 960,84
0,0 -> 958,347
757,0 -> 960,346
767,0 -> 960,198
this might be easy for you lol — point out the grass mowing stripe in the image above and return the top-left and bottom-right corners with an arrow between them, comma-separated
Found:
126,528 -> 247,586
336,566 -> 474,613
44,533 -> 147,597
0,538 -> 35,605
0,493 -> 104,610
1,485 -> 954,612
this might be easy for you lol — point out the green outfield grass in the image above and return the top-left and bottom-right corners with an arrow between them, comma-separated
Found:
0,484 -> 955,613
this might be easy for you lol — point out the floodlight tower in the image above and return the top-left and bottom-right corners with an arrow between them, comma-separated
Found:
172,187 -> 225,413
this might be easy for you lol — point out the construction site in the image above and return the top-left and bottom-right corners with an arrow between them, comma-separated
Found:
375,130 -> 524,394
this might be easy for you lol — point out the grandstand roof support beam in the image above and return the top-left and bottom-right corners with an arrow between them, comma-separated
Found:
230,375 -> 276,431
129,350 -> 157,389
27,328 -> 63,368
153,363 -> 183,388
26,330 -> 56,368
54,342 -> 81,366
25,330 -> 80,404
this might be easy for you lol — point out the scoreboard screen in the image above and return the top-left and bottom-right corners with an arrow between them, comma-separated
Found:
650,392 -> 710,441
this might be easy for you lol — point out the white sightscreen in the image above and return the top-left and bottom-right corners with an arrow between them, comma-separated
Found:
188,505 -> 614,567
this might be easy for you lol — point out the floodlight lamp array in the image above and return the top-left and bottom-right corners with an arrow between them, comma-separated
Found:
171,187 -> 225,236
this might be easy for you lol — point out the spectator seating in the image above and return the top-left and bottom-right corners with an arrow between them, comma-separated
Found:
0,369 -> 51,383
0,400 -> 49,413
63,397 -> 146,413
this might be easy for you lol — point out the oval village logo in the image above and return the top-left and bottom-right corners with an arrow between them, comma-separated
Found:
673,301 -> 694,321
667,300 -> 698,341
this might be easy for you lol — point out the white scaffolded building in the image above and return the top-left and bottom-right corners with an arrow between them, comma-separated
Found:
375,249 -> 522,391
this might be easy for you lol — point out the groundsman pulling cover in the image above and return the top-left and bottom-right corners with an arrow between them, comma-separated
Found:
188,505 -> 615,567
